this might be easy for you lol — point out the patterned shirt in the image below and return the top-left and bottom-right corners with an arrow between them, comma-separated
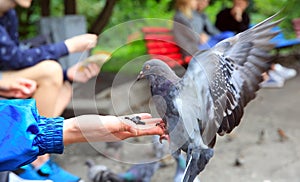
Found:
0,9 -> 68,70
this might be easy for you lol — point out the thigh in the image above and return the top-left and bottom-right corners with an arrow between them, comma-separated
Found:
2,60 -> 62,81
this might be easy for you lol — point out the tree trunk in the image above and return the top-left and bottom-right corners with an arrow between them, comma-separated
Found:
40,0 -> 50,17
64,0 -> 77,15
89,0 -> 117,34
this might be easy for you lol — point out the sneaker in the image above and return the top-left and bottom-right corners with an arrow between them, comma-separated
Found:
37,160 -> 80,182
15,164 -> 48,180
260,72 -> 284,88
9,172 -> 53,182
15,160 -> 80,182
269,70 -> 285,83
273,63 -> 297,80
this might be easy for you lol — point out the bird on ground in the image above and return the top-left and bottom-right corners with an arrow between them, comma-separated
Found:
137,14 -> 282,182
85,159 -> 123,182
118,161 -> 160,182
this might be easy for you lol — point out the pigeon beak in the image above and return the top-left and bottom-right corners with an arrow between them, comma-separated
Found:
137,71 -> 144,81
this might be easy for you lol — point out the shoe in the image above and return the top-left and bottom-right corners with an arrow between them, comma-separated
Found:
269,70 -> 285,83
15,160 -> 80,182
37,160 -> 80,182
9,171 -> 53,182
273,63 -> 297,80
260,71 -> 284,88
15,164 -> 48,180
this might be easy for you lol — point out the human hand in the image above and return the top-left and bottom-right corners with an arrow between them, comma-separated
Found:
199,33 -> 209,44
64,34 -> 98,53
67,62 -> 100,83
63,113 -> 165,145
231,7 -> 243,22
112,113 -> 165,140
0,77 -> 36,98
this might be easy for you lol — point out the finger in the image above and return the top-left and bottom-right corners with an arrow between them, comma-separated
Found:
141,118 -> 163,125
122,122 -> 164,136
18,78 -> 37,92
10,83 -> 31,95
133,113 -> 152,119
87,63 -> 100,76
87,36 -> 97,48
14,91 -> 28,99
132,126 -> 165,136
83,67 -> 93,79
86,63 -> 99,77
91,63 -> 100,74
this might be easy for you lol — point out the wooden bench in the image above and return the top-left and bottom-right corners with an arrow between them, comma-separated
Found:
142,24 -> 300,66
142,27 -> 191,68
292,18 -> 300,38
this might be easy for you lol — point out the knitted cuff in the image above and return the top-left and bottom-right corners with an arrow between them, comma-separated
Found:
35,116 -> 64,155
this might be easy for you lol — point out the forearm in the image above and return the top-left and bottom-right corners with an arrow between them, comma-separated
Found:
0,29 -> 68,70
63,114 -> 164,145
63,115 -> 122,145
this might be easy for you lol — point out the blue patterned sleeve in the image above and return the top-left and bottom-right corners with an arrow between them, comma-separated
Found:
0,99 -> 64,171
0,26 -> 69,70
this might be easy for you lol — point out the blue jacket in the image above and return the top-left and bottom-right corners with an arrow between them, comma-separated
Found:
0,99 -> 64,171
0,9 -> 69,70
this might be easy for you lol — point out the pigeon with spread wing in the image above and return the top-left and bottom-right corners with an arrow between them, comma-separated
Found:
137,14 -> 282,182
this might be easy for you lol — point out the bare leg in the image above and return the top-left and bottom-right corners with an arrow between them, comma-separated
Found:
30,154 -> 50,169
53,81 -> 72,116
3,60 -> 63,117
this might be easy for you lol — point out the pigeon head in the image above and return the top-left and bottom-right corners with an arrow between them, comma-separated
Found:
137,59 -> 179,84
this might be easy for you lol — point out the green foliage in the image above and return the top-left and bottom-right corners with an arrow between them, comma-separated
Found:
94,40 -> 147,73
16,0 -> 41,39
15,0 -> 300,73
107,0 -> 174,29
77,0 -> 105,30
252,0 -> 300,38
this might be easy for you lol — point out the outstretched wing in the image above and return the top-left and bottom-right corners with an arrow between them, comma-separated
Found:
175,14 -> 282,147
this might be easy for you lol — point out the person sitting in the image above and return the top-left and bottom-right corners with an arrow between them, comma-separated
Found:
0,0 -> 100,181
173,0 -> 234,58
195,0 -> 234,50
215,0 -> 250,34
215,0 -> 297,88
0,99 -> 164,173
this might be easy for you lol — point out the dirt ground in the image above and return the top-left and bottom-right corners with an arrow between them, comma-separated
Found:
58,55 -> 300,182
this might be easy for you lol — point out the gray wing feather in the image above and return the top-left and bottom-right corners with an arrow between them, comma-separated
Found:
176,13 -> 282,146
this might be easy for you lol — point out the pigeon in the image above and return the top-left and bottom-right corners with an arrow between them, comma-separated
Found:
118,161 -> 160,182
173,153 -> 186,182
152,135 -> 167,159
137,14 -> 281,182
85,159 -> 123,182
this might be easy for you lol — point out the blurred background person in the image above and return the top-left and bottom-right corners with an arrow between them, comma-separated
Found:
215,0 -> 297,88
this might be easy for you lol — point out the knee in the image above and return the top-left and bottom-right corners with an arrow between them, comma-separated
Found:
37,60 -> 63,86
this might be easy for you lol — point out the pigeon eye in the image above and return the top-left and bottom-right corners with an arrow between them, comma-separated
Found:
145,64 -> 151,70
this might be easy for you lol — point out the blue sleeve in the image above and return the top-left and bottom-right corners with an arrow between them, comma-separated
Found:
0,27 -> 69,70
0,99 -> 64,171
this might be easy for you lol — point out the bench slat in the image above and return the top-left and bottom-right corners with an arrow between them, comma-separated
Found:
142,26 -> 189,68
